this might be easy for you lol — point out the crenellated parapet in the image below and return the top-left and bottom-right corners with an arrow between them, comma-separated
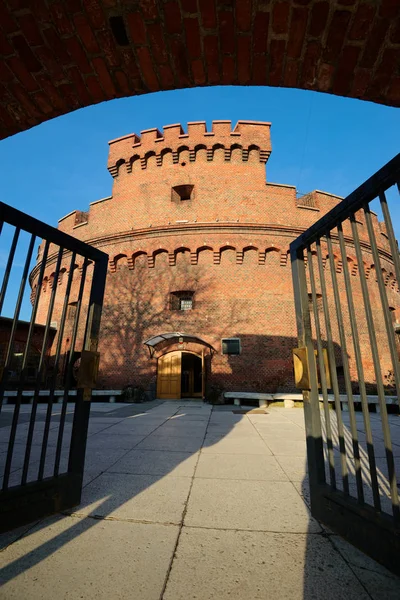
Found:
107,120 -> 271,177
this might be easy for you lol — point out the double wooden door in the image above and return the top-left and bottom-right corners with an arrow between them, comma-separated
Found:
157,351 -> 182,399
157,351 -> 204,399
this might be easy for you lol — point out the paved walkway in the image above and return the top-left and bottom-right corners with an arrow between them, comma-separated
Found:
1,402 -> 399,599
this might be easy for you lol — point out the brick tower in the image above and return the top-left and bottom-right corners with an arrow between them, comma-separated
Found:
31,121 -> 400,400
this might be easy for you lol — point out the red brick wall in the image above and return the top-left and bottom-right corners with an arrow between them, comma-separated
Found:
32,120 -> 400,395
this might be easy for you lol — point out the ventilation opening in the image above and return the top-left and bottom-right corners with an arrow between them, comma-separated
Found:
171,185 -> 194,202
109,16 -> 129,46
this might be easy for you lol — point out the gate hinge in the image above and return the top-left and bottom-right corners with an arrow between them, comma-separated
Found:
77,350 -> 100,400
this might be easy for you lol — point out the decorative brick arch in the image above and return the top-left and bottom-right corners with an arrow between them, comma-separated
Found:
0,1 -> 399,140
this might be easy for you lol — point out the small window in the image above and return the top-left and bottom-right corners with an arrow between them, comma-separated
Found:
171,185 -> 194,202
170,291 -> 194,311
222,338 -> 241,355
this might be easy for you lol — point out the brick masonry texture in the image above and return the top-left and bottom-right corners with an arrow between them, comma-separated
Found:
31,120 -> 400,395
0,1 -> 399,140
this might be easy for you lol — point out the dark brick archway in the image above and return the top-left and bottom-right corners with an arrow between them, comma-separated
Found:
0,0 -> 399,140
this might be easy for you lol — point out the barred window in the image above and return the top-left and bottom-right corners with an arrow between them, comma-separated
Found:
170,291 -> 194,311
179,297 -> 193,311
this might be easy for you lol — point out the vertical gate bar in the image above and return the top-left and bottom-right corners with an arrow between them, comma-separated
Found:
316,239 -> 349,493
290,243 -> 326,502
0,227 -> 20,314
38,251 -> 76,477
11,238 -> 50,483
326,232 -> 364,503
379,191 -> 400,288
337,223 -> 381,510
364,205 -> 400,400
22,246 -> 63,484
350,214 -> 399,518
2,233 -> 36,490
68,254 -> 108,486
0,228 -> 21,414
36,249 -> 65,481
307,245 -> 336,488
54,258 -> 89,477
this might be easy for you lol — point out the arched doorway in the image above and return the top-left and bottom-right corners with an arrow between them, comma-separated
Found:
157,350 -> 203,400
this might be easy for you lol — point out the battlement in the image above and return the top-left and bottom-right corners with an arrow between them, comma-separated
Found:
107,120 -> 272,177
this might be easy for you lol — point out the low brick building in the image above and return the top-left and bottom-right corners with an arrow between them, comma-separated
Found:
31,120 -> 399,399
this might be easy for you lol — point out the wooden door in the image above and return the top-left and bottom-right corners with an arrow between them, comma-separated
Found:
157,351 -> 182,399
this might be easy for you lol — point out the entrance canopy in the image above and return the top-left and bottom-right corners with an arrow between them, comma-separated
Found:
143,332 -> 216,358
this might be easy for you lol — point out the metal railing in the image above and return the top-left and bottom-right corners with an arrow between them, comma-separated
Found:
0,201 -> 108,531
290,153 -> 400,574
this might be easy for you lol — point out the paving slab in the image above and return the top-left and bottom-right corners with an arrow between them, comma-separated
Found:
83,446 -> 129,473
202,436 -> 272,455
156,423 -> 207,438
255,425 -> 306,441
163,527 -> 370,600
136,434 -> 203,453
204,428 -> 260,440
85,433 -> 146,450
275,455 -> 308,481
184,478 -> 321,533
0,515 -> 179,600
72,471 -> 192,524
108,448 -> 199,477
168,414 -> 209,422
2,404 -> 399,598
195,453 -> 289,481
101,423 -> 163,437
264,438 -> 308,457
0,521 -> 40,551
330,535 -> 400,599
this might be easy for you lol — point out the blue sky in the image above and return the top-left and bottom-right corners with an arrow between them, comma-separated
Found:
1,85 -> 399,226
0,85 -> 399,319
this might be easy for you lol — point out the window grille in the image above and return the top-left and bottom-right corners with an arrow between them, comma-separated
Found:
179,297 -> 193,311
170,291 -> 194,311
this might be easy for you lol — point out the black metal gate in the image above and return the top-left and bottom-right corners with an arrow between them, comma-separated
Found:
0,201 -> 108,532
291,154 -> 400,575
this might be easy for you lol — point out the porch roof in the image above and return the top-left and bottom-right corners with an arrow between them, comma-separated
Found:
143,332 -> 216,358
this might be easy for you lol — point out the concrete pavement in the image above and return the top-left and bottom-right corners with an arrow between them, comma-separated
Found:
1,401 -> 399,599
